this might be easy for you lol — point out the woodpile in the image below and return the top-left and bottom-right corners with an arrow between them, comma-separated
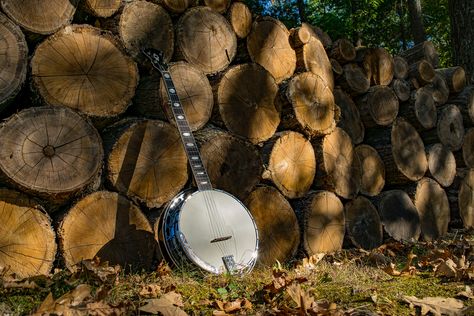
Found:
0,0 -> 472,277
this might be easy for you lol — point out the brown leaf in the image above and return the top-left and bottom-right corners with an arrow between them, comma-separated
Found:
403,296 -> 465,316
456,286 -> 474,300
139,283 -> 161,298
383,263 -> 401,276
2,280 -> 39,289
434,259 -> 458,278
156,260 -> 172,276
286,283 -> 315,312
86,301 -> 127,316
224,299 -> 242,313
35,292 -> 55,314
139,291 -> 187,316
33,284 -> 92,315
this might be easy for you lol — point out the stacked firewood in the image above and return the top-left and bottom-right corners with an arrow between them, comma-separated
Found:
0,0 -> 472,277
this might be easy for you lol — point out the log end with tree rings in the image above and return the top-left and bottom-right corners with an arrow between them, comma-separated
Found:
0,189 -> 56,278
414,178 -> 450,241
263,131 -> 316,199
409,60 -> 435,86
177,6 -> 236,75
463,128 -> 474,168
228,2 -> 252,39
119,1 -> 174,63
1,0 -> 78,34
303,191 -> 345,255
436,66 -> 466,94
218,63 -> 280,144
104,119 -> 188,209
245,186 -> 299,266
333,88 -> 364,145
355,144 -> 385,197
31,25 -> 138,117
204,0 -> 230,13
160,62 -> 213,132
427,73 -> 450,105
287,72 -> 337,136
414,86 -> 437,129
329,38 -> 356,64
361,85 -> 399,127
345,196 -> 382,250
133,73 -> 166,120
363,47 -> 395,86
85,0 -> 121,18
0,106 -> 103,201
338,63 -> 370,96
393,56 -> 409,80
160,0 -> 191,13
302,37 -> 334,91
391,118 -> 428,182
437,104 -> 465,151
58,191 -> 156,270
289,25 -> 313,49
247,16 -> 296,83
0,13 -> 28,111
378,190 -> 421,242
459,170 -> 474,229
391,79 -> 411,102
426,144 -> 456,188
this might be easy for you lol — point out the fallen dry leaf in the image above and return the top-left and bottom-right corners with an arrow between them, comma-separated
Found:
286,283 -> 315,312
139,291 -> 187,316
34,284 -> 92,315
434,259 -> 458,278
403,296 -> 465,316
86,301 -> 127,316
456,285 -> 474,300
383,263 -> 401,276
139,283 -> 161,298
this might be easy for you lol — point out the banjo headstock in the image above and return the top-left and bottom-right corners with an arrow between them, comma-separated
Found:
142,48 -> 168,72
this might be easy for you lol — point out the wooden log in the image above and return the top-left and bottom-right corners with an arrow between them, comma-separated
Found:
400,40 -> 439,68
58,191 -> 156,270
436,104 -> 465,151
227,1 -> 252,39
217,63 -> 280,144
356,85 -> 399,128
160,62 -> 213,131
247,16 -> 296,83
1,0 -> 78,34
378,190 -> 421,241
393,56 -> 409,79
285,72 -> 337,137
426,144 -> 456,187
307,24 -> 332,49
361,47 -> 395,86
313,127 -> 361,199
204,0 -> 230,13
426,73 -> 449,105
301,191 -> 345,254
119,1 -> 174,63
0,106 -> 103,202
355,144 -> 385,196
103,119 -> 188,209
337,63 -> 370,96
390,79 -> 411,102
330,58 -> 343,79
31,25 -> 138,118
329,39 -> 356,64
245,186 -> 299,266
459,169 -> 474,228
333,88 -> 364,145
176,6 -> 236,75
289,24 -> 313,49
158,0 -> 190,13
398,86 -> 437,130
197,127 -> 262,201
408,60 -> 435,86
345,196 -> 382,249
261,131 -> 316,199
435,67 -> 466,94
447,85 -> 474,127
0,189 -> 56,278
463,128 -> 474,168
84,0 -> 121,18
132,73 -> 166,120
414,177 -> 450,241
0,13 -> 28,112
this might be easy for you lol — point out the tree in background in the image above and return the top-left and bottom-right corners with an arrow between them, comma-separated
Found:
407,0 -> 426,44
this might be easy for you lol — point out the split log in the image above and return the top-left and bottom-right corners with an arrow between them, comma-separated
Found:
393,56 -> 409,79
58,191 -> 156,270
133,73 -> 165,119
103,119 -> 188,209
301,191 -> 345,254
337,63 -> 370,96
176,6 -> 236,74
400,40 -> 439,68
0,13 -> 28,112
333,88 -> 364,145
356,85 -> 399,128
345,196 -> 382,249
426,73 -> 449,105
329,39 -> 356,64
197,128 -> 262,201
245,186 -> 299,266
158,0 -> 190,13
459,169 -> 474,228
426,144 -> 456,187
31,25 -> 138,117
84,0 -> 121,18
390,79 -> 411,102
378,190 -> 421,241
217,63 -> 280,144
414,178 -> 450,241
0,106 -> 103,201
247,16 -> 296,83
227,1 -> 252,39
355,144 -> 385,196
204,0 -> 230,13
119,1 -> 174,62
463,128 -> 474,168
0,0 -> 78,34
160,62 -> 213,131
360,47 -> 394,86
435,67 -> 466,94
447,85 -> 474,127
285,72 -> 337,137
313,127 -> 361,199
0,189 -> 56,278
408,60 -> 435,86
261,131 -> 316,199
398,87 -> 437,130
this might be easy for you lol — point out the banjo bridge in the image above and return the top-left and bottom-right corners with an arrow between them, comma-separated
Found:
210,236 -> 232,243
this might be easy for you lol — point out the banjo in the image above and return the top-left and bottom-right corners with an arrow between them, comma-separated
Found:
143,48 -> 259,274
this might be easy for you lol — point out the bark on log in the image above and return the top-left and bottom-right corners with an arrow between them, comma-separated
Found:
247,16 -> 296,83
245,186 -> 299,266
390,79 -> 411,102
0,189 -> 56,278
408,60 -> 435,86
58,191 -> 156,270
398,86 -> 437,130
356,85 -> 399,128
217,63 -> 280,144
463,128 -> 474,168
334,88 -> 364,145
204,0 -> 230,13
400,40 -> 439,68
426,144 -> 456,187
447,85 -> 474,127
426,73 -> 449,105
337,63 -> 370,96
227,1 -> 252,39
119,1 -> 174,63
345,196 -> 382,249
378,190 -> 421,241
84,0 -> 121,18
360,47 -> 394,86
459,169 -> 474,228
176,6 -> 236,75
31,25 -> 138,118
0,13 -> 28,112
355,144 -> 385,196
0,0 -> 78,34
435,67 -> 466,94
261,131 -> 316,199
103,119 -> 188,209
0,106 -> 103,202
393,56 -> 409,79
329,39 -> 356,64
